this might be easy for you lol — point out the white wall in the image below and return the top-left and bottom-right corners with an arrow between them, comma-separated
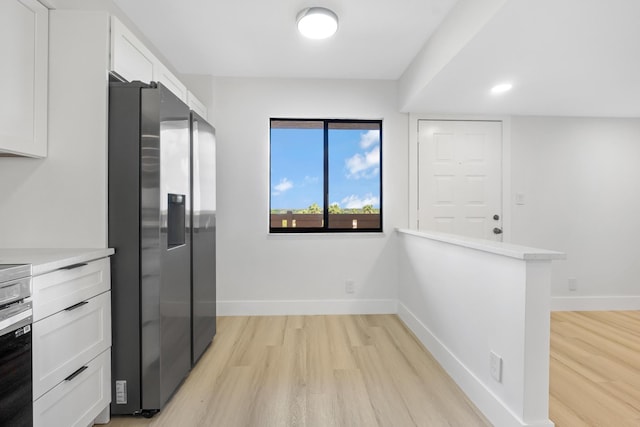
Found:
212,77 -> 408,314
398,0 -> 507,111
0,11 -> 110,248
397,229 -> 558,427
511,116 -> 640,309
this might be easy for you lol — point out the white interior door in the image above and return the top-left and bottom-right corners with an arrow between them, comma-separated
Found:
418,120 -> 503,240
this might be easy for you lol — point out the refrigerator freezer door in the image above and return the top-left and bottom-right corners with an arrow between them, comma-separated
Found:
140,84 -> 192,410
109,81 -> 147,415
190,112 -> 217,365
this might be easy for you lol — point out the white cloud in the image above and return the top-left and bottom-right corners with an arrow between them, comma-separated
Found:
303,176 -> 319,185
360,130 -> 380,149
345,145 -> 380,179
272,178 -> 293,196
341,193 -> 380,209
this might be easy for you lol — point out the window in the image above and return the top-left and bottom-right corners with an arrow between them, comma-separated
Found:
270,119 -> 382,232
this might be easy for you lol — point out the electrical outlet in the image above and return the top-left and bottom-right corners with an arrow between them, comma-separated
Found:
345,280 -> 355,294
490,351 -> 503,383
568,277 -> 577,291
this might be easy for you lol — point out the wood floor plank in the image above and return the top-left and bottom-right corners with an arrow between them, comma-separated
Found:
325,315 -> 358,370
550,311 -> 640,427
583,311 -> 640,339
351,345 -> 417,427
550,336 -> 608,383
305,316 -> 335,396
333,369 -> 379,427
549,394 -> 592,427
550,357 -> 640,426
600,380 -> 640,413
368,318 -> 488,426
106,314 -> 490,427
552,316 -> 640,369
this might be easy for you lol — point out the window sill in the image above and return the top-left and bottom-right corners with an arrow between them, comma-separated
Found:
267,231 -> 387,239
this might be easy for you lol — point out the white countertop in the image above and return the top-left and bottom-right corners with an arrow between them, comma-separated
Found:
396,228 -> 566,261
0,248 -> 114,276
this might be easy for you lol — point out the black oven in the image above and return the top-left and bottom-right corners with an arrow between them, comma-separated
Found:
0,264 -> 33,427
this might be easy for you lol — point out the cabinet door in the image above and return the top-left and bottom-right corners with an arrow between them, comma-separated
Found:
33,350 -> 111,427
32,291 -> 111,400
32,257 -> 111,321
187,91 -> 208,120
110,16 -> 154,83
154,61 -> 188,102
0,0 -> 48,157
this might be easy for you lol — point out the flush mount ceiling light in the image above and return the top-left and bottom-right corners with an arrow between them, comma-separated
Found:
491,82 -> 513,95
297,7 -> 338,39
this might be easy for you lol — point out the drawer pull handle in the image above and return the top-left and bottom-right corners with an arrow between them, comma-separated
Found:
64,301 -> 89,311
64,365 -> 88,382
61,262 -> 88,270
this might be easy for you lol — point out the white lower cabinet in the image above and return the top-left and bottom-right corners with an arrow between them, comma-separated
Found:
32,257 -> 110,321
33,291 -> 111,400
33,350 -> 111,427
32,256 -> 112,427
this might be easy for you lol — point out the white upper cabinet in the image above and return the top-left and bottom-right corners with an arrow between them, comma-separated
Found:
154,62 -> 187,103
187,91 -> 208,120
110,16 -> 154,83
110,16 -> 188,103
0,0 -> 48,157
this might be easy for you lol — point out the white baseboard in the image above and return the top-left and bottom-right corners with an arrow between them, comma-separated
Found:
397,302 -> 553,427
217,299 -> 398,316
551,295 -> 640,311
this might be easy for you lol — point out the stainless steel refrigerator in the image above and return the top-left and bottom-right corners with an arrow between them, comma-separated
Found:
190,111 -> 217,366
108,81 -> 215,417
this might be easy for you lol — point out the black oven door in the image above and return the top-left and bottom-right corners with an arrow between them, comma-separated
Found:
0,303 -> 33,427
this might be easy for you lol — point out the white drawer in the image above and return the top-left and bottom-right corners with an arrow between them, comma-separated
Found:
34,349 -> 111,427
33,291 -> 111,400
33,257 -> 110,321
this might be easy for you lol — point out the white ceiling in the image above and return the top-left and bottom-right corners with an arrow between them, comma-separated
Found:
110,0 -> 457,80
405,0 -> 640,117
111,0 -> 640,117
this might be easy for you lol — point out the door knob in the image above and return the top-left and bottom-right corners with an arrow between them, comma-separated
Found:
493,214 -> 500,220
493,227 -> 503,235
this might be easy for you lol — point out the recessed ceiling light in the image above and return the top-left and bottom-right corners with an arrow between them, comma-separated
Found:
491,83 -> 513,95
297,7 -> 338,39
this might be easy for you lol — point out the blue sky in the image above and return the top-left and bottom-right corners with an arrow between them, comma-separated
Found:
270,126 -> 380,210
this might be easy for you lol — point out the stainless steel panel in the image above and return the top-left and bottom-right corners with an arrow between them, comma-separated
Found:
0,264 -> 31,283
109,81 -> 146,414
0,277 -> 31,308
190,112 -> 217,365
139,85 -> 162,410
141,84 -> 191,410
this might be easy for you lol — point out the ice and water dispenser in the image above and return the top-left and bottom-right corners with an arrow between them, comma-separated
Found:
167,193 -> 186,248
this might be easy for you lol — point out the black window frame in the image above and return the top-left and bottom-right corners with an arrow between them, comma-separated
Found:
269,118 -> 383,233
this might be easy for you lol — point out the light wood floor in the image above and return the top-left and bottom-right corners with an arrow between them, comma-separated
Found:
106,315 -> 490,427
549,311 -> 640,427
